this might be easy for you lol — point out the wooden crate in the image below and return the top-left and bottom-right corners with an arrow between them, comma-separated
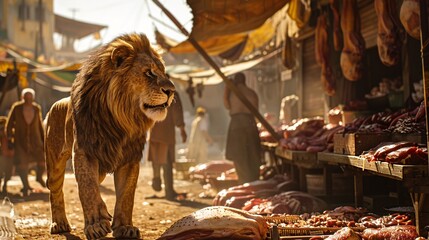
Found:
391,133 -> 427,144
333,133 -> 391,155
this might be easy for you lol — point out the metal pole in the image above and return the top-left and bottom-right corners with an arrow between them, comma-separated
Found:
152,0 -> 281,141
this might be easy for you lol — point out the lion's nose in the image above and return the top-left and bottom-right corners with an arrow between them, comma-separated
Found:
161,87 -> 174,97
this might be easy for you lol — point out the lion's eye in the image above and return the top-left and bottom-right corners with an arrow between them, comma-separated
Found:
145,70 -> 156,79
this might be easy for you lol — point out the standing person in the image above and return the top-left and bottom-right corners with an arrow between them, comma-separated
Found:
0,116 -> 14,194
6,88 -> 45,196
224,72 -> 261,184
187,107 -> 212,163
149,93 -> 187,201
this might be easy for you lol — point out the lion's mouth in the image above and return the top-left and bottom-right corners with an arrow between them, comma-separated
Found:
144,102 -> 169,109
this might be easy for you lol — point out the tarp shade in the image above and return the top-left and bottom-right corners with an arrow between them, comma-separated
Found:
169,48 -> 281,85
187,0 -> 289,40
162,18 -> 276,57
169,33 -> 248,55
55,14 -> 107,39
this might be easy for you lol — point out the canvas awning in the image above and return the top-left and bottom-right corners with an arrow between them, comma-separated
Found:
157,0 -> 295,60
55,14 -> 107,39
187,0 -> 289,40
169,48 -> 281,85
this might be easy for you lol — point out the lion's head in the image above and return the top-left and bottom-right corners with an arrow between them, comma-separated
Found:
72,33 -> 175,131
71,33 -> 175,172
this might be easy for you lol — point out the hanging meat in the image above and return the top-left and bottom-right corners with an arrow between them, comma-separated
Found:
330,0 -> 342,51
340,0 -> 365,81
400,0 -> 422,39
315,13 -> 335,96
282,26 -> 296,70
375,0 -> 403,67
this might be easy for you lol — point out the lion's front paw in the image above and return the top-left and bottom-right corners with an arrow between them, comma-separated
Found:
84,219 -> 112,239
113,225 -> 141,239
50,220 -> 71,234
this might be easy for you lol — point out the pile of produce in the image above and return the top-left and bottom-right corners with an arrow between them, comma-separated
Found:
343,101 -> 425,134
189,160 -> 235,181
243,191 -> 328,215
279,118 -> 344,152
212,175 -> 297,209
212,176 -> 328,215
267,206 -> 420,239
313,225 -> 421,240
360,141 -> 428,164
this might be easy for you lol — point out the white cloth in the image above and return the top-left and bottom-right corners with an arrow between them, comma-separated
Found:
187,115 -> 209,163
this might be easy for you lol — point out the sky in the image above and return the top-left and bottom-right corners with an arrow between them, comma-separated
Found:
53,0 -> 193,52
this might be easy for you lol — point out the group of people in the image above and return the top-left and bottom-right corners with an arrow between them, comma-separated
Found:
0,72 -> 263,200
0,88 -> 45,196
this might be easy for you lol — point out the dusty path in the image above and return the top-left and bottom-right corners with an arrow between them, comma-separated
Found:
2,163 -> 213,240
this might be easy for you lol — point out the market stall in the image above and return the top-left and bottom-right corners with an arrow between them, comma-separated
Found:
152,0 -> 429,239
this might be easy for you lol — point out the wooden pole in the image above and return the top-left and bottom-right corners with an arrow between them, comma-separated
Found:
152,0 -> 281,141
420,0 -> 429,172
418,0 -> 428,236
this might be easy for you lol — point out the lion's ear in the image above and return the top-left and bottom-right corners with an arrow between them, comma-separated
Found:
111,46 -> 133,68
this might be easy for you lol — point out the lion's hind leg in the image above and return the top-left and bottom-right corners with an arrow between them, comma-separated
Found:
45,98 -> 72,234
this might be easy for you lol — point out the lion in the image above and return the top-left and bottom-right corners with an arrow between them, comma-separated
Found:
45,33 -> 175,239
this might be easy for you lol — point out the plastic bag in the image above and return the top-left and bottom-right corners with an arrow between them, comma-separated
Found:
0,197 -> 16,239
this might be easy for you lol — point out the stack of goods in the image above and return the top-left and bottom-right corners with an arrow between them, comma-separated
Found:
188,160 -> 235,182
243,191 -> 328,215
212,175 -> 298,209
317,225 -> 420,240
212,176 -> 328,216
342,101 -> 425,134
279,117 -> 344,152
360,141 -> 428,165
266,206 -> 421,239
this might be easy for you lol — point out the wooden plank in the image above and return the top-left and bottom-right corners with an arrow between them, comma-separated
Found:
354,171 -> 364,208
261,142 -> 279,149
276,147 -> 322,168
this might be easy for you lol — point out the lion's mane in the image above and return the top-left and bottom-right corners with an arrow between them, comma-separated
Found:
71,34 -> 163,173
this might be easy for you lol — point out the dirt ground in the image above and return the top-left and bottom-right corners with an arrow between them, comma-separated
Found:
1,163 -> 215,240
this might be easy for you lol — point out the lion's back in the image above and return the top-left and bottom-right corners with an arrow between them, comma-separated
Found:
45,97 -> 73,156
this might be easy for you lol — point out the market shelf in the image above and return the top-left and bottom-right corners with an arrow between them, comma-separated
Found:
317,152 -> 428,181
275,147 -> 322,168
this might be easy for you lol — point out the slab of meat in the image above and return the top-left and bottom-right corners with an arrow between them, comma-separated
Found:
315,13 -> 335,96
330,0 -> 342,51
340,0 -> 365,81
375,0 -> 403,66
361,225 -> 418,240
372,141 -> 416,161
157,206 -> 268,240
189,160 -> 235,179
326,227 -> 361,240
400,0 -> 422,39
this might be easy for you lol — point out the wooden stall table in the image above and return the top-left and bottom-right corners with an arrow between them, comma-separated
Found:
318,152 -> 429,235
275,147 -> 324,192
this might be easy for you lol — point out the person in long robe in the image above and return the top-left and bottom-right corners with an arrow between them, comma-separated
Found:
148,93 -> 187,200
6,88 -> 45,196
187,107 -> 212,163
224,73 -> 261,184
0,116 -> 14,194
